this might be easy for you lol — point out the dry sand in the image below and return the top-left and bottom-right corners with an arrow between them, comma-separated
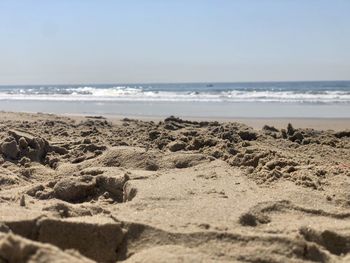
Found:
0,111 -> 349,262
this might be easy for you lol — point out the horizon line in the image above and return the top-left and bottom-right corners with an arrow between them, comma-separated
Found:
1,79 -> 350,87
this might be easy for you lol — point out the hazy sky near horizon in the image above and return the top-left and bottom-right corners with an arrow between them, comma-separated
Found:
0,0 -> 349,85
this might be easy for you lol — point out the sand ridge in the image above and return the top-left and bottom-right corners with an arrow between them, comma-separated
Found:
0,112 -> 350,262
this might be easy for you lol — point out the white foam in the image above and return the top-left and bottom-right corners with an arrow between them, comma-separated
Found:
0,86 -> 349,103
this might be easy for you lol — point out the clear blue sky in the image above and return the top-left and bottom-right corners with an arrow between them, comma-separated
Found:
0,0 -> 349,84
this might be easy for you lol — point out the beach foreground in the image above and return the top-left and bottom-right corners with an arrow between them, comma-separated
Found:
0,112 -> 349,262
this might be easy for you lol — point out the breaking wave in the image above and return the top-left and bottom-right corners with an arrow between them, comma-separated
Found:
0,83 -> 350,103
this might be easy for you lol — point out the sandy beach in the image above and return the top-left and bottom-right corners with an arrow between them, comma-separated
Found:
0,111 -> 350,262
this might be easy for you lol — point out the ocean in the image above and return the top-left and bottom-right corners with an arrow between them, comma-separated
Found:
0,81 -> 349,118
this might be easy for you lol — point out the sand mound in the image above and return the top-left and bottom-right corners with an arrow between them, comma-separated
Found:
0,233 -> 93,263
69,146 -> 212,172
93,147 -> 160,171
53,176 -> 96,203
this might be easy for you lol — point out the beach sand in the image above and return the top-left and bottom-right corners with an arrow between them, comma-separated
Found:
0,111 -> 349,262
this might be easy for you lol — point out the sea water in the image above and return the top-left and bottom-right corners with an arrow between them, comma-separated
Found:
0,81 -> 349,118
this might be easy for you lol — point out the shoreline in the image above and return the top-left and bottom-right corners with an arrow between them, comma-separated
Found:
1,100 -> 350,119
1,110 -> 349,131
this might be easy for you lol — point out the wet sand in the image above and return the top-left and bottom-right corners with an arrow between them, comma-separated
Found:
0,111 -> 350,262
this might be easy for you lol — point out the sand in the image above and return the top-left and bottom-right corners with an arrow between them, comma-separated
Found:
0,111 -> 349,262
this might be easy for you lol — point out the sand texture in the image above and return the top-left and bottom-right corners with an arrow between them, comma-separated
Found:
0,112 -> 350,262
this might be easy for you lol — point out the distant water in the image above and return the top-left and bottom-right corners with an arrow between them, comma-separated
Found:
1,81 -> 350,103
0,81 -> 349,118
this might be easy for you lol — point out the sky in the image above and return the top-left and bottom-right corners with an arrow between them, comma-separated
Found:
0,0 -> 349,85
